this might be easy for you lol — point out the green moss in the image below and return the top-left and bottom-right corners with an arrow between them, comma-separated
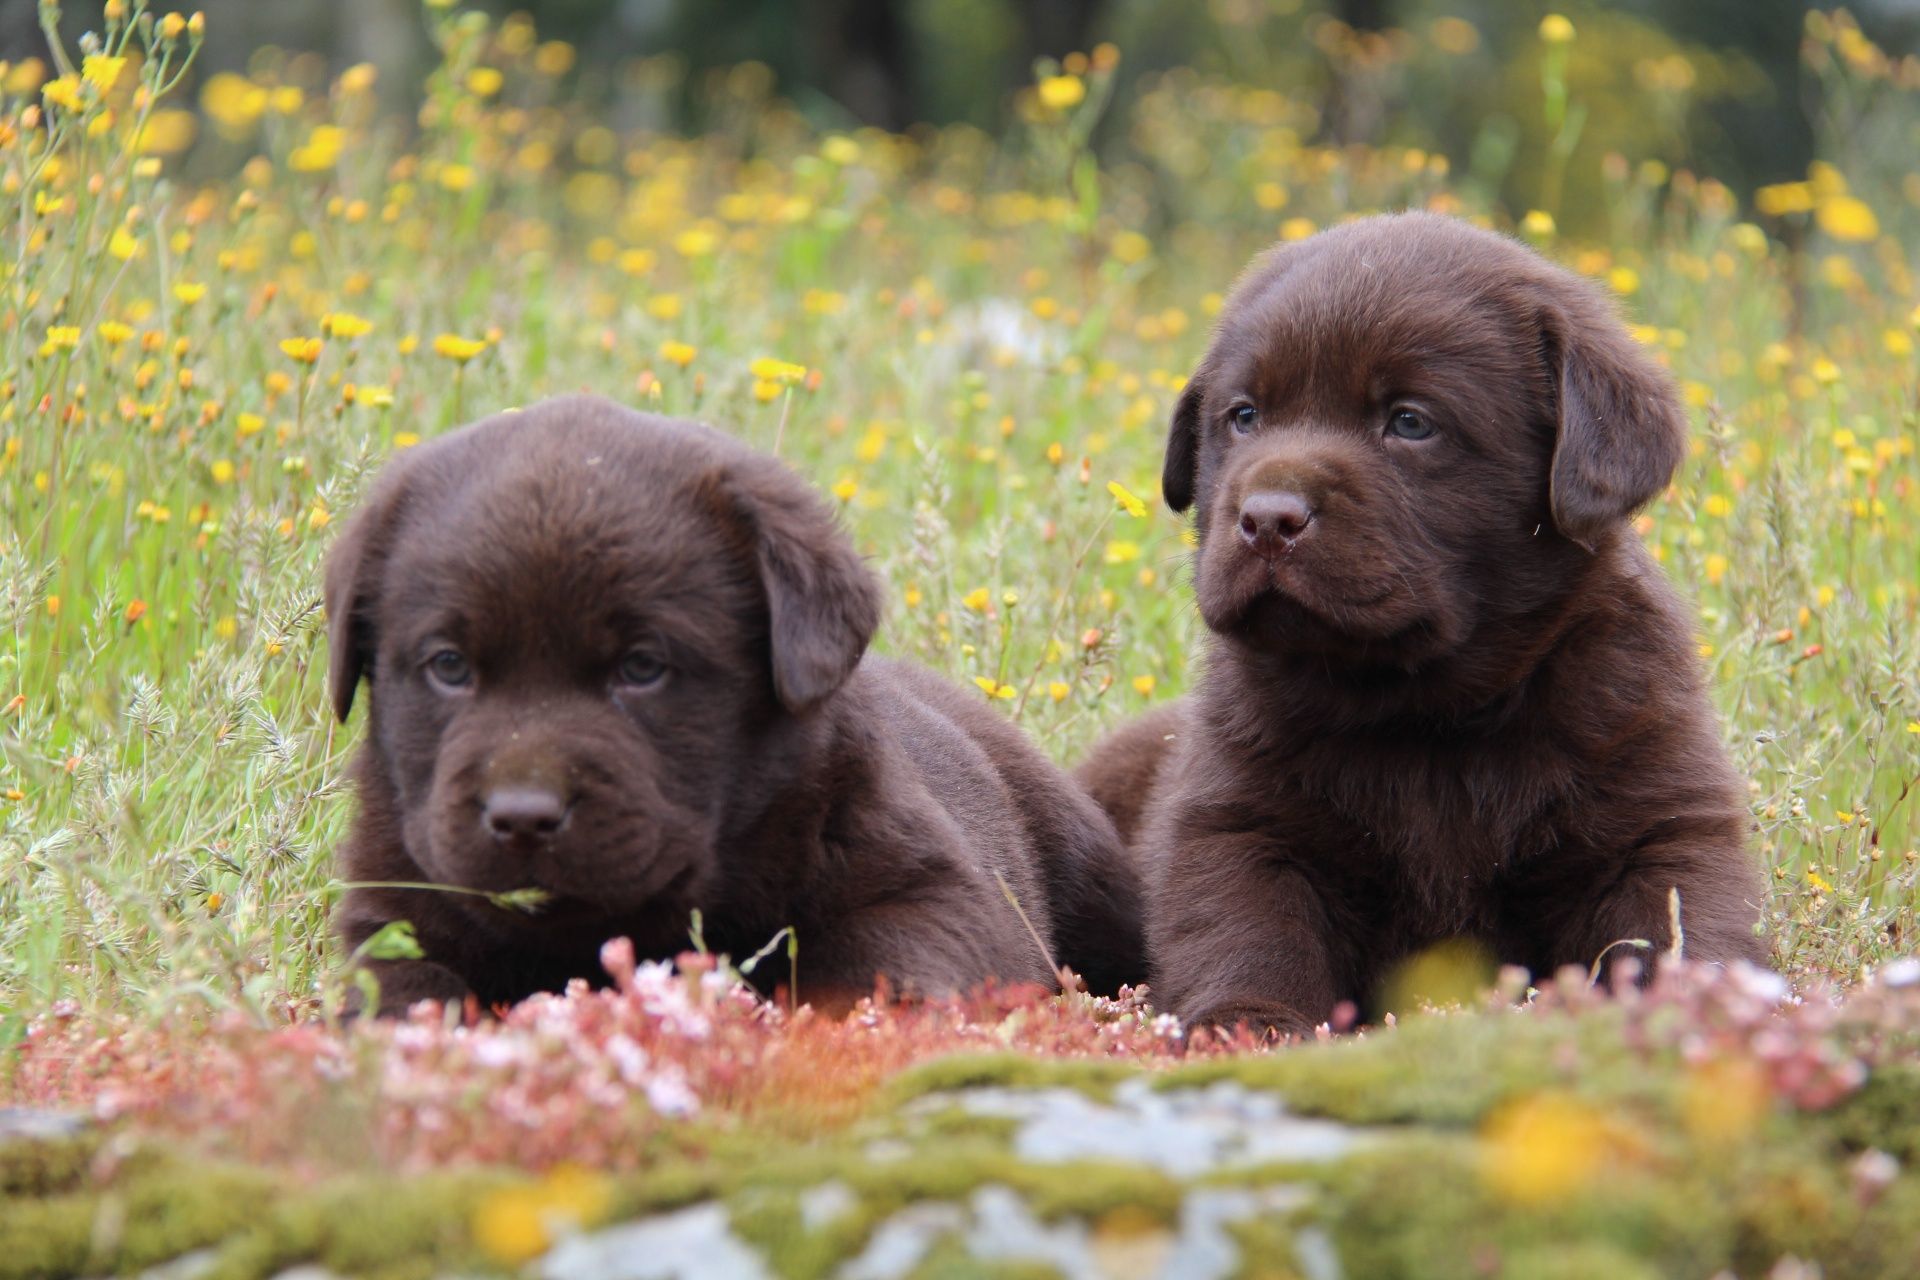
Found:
201,1169 -> 507,1280
1494,1243 -> 1664,1280
905,1237 -> 1064,1280
728,1186 -> 875,1280
0,1129 -> 98,1197
884,1053 -> 1134,1105
0,1139 -> 513,1280
0,1147 -> 277,1280
912,1104 -> 1022,1145
1225,1215 -> 1305,1280
1161,1010 -> 1642,1128
1817,1061 -> 1920,1163
1311,1133 -> 1740,1280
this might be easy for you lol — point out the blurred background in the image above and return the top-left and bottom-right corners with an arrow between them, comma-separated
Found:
7,1 -> 1919,227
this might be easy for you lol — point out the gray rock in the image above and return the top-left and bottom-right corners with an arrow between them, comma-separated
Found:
124,1248 -> 217,1280
799,1180 -> 859,1233
836,1202 -> 966,1280
966,1185 -> 1100,1280
931,1079 -> 1362,1177
1294,1226 -> 1344,1280
539,1203 -> 771,1280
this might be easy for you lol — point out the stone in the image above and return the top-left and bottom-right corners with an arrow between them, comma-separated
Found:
539,1203 -> 771,1280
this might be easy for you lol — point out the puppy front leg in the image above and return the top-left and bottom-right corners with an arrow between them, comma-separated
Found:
337,896 -> 476,1017
798,881 -> 1055,1013
1555,829 -> 1769,980
1151,833 -> 1341,1038
344,956 -> 475,1018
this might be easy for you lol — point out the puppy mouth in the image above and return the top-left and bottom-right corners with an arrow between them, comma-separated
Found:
1205,547 -> 1403,634
519,860 -> 701,919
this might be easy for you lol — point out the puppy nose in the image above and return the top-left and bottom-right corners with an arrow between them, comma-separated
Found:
482,786 -> 570,843
1238,490 -> 1314,555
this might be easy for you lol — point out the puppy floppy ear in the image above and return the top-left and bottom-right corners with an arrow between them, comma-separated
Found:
324,467 -> 413,722
1542,299 -> 1687,550
721,460 -> 882,714
1162,376 -> 1204,514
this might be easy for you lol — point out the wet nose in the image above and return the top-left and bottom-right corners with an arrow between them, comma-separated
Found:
1238,490 -> 1314,556
482,786 -> 570,844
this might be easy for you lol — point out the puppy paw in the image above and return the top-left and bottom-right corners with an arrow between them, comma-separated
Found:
342,958 -> 475,1020
1182,998 -> 1319,1045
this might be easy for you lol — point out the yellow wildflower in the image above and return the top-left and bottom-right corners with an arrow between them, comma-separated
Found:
1816,195 -> 1879,242
289,125 -> 345,172
279,337 -> 323,364
1107,480 -> 1148,518
323,312 -> 374,339
41,75 -> 82,112
1538,14 -> 1575,44
660,341 -> 697,368
472,1166 -> 610,1267
749,357 -> 807,384
433,334 -> 487,363
672,226 -> 718,257
1037,75 -> 1086,111
1132,674 -> 1156,696
961,587 -> 991,613
82,54 -> 126,94
1755,182 -> 1815,217
1110,231 -> 1151,265
1481,1093 -> 1616,1205
1680,1058 -> 1771,1145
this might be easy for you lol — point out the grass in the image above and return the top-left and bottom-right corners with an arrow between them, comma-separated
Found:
0,0 -> 1915,1048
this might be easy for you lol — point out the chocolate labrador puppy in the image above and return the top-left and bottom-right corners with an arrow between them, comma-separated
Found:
327,395 -> 1143,1014
1077,213 -> 1768,1037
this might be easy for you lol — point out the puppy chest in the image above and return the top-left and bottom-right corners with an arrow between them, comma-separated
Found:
1302,780 -> 1553,933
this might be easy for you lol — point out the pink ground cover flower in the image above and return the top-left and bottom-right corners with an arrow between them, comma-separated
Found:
5,948 -> 1917,1175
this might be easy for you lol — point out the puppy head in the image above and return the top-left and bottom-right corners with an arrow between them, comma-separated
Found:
1164,212 -> 1684,671
325,395 -> 880,935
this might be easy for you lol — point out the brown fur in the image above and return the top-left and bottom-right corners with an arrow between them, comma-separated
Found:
327,395 -> 1144,1015
1076,213 -> 1768,1037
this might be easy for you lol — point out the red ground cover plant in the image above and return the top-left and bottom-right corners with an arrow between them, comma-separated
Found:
6,942 -> 1918,1176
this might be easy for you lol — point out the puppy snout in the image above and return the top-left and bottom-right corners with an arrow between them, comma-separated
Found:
1238,490 -> 1314,556
482,785 -> 571,844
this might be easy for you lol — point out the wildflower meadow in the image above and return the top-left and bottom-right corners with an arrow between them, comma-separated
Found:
0,1 -> 1917,1276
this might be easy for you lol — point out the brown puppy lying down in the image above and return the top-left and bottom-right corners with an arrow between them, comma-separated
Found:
326,395 -> 1143,1015
1077,213 -> 1768,1037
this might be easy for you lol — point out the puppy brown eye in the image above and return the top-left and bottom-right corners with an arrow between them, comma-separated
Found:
616,652 -> 668,688
1230,404 -> 1257,434
1387,409 -> 1435,441
425,649 -> 472,690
